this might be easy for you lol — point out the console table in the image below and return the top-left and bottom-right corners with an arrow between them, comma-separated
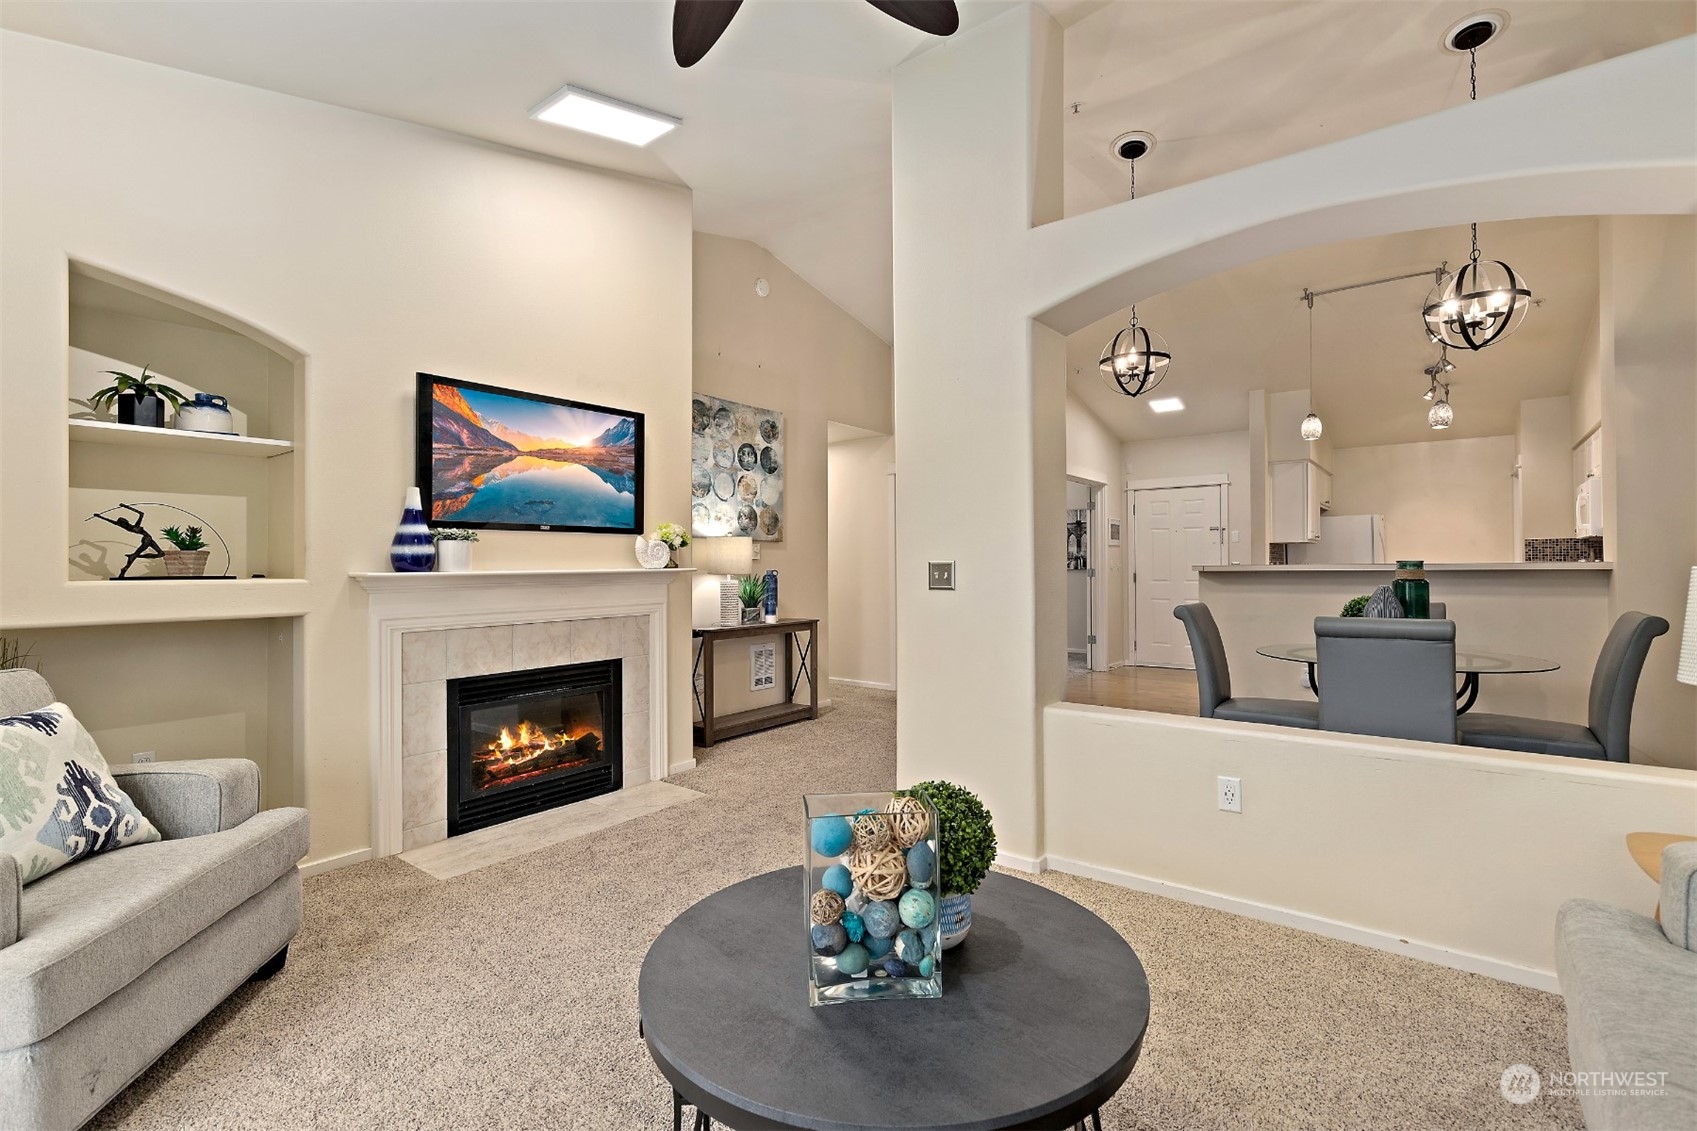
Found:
692,618 -> 818,748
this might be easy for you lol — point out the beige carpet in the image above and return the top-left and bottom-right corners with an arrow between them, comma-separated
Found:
92,685 -> 1582,1130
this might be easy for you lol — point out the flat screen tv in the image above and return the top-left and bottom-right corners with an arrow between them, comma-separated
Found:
417,373 -> 643,534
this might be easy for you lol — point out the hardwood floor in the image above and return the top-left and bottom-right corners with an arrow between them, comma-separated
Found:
1064,664 -> 1199,716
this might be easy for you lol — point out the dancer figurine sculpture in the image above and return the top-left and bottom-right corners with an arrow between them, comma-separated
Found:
90,504 -> 167,578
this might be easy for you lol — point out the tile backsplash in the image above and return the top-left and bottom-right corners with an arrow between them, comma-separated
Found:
1268,543 -> 1289,565
1524,536 -> 1606,562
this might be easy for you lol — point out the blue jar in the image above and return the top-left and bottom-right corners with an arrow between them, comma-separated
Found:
390,487 -> 435,573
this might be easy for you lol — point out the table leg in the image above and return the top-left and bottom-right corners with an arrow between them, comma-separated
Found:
1305,661 -> 1318,696
690,638 -> 707,723
1456,672 -> 1480,715
701,638 -> 717,747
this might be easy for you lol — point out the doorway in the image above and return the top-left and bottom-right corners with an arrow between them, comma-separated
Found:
1128,480 -> 1227,668
1064,478 -> 1108,673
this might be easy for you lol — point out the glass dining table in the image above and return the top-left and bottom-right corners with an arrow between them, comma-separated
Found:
1255,644 -> 1560,714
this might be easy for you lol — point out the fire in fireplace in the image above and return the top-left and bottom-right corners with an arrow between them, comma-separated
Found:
447,660 -> 622,836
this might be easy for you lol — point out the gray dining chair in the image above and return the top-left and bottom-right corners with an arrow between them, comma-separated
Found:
1315,616 -> 1458,743
1173,603 -> 1319,728
1457,611 -> 1669,761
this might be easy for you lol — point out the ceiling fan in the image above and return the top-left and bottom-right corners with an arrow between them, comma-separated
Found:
673,0 -> 960,67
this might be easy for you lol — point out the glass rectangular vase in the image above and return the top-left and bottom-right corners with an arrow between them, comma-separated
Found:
804,791 -> 943,1006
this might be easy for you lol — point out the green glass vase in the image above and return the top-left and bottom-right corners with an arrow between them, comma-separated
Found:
1393,560 -> 1430,619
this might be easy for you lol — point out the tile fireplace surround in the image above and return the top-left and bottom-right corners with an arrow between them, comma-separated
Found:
352,569 -> 688,857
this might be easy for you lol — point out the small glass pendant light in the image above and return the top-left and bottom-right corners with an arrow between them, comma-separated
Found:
1428,384 -> 1454,429
1300,293 -> 1322,441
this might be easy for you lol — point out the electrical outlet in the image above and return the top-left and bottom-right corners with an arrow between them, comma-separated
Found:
927,561 -> 956,590
133,750 -> 156,764
1217,775 -> 1242,813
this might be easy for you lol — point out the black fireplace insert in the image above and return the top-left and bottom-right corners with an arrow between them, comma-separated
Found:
446,659 -> 622,836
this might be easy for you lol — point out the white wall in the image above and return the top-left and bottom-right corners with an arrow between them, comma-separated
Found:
827,434 -> 896,688
1123,430 -> 1253,564
0,33 -> 695,867
1329,436 -> 1517,562
1045,702 -> 1697,986
1517,395 -> 1573,542
1065,393 -> 1125,663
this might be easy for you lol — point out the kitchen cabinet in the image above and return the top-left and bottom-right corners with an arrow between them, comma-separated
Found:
1271,459 -> 1330,543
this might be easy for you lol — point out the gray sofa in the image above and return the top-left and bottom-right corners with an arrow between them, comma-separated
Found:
0,669 -> 310,1131
1556,842 -> 1697,1129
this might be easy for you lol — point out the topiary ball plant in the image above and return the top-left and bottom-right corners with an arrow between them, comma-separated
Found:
907,780 -> 997,896
1341,595 -> 1370,617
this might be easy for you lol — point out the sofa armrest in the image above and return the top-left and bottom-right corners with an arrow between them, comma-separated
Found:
0,853 -> 16,950
111,759 -> 261,840
1662,842 -> 1697,952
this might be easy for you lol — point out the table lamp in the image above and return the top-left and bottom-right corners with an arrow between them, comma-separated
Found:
1679,566 -> 1697,687
694,536 -> 754,627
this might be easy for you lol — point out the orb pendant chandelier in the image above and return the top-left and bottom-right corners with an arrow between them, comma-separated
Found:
1099,313 -> 1172,398
1421,44 -> 1532,352
1098,141 -> 1173,399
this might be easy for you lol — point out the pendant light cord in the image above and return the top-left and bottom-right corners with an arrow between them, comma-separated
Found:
1127,159 -> 1139,328
1308,301 -> 1316,407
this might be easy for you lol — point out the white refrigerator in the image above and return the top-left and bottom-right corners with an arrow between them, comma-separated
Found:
1284,514 -> 1387,564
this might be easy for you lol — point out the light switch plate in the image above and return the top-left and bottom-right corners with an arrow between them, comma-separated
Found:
928,561 -> 956,590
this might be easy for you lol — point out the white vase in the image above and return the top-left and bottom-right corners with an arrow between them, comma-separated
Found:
435,541 -> 473,573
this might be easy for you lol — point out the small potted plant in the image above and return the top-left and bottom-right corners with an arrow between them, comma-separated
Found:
908,780 -> 997,948
1341,595 -> 1370,617
160,525 -> 210,577
654,521 -> 690,567
87,365 -> 188,429
737,574 -> 767,625
431,528 -> 479,573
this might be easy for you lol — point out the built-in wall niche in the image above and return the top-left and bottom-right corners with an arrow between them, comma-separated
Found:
66,263 -> 304,583
11,616 -> 302,810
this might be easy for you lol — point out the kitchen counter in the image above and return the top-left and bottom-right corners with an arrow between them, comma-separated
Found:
1198,562 -> 1612,573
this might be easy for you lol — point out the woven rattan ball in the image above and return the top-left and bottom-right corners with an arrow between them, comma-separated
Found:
851,812 -> 893,854
810,888 -> 845,926
850,846 -> 908,901
886,795 -> 932,850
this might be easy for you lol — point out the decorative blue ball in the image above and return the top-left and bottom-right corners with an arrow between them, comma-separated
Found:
905,841 -> 936,886
920,923 -> 939,953
811,816 -> 853,858
898,889 -> 936,930
837,942 -> 870,977
822,864 -> 854,897
811,922 -> 847,957
862,900 -> 901,939
895,928 -> 925,964
865,934 -> 895,959
841,910 -> 865,943
881,956 -> 908,978
919,955 -> 935,978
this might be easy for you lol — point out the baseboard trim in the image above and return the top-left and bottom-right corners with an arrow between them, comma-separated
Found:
994,851 -> 1048,875
667,758 -> 698,775
1044,855 -> 1557,992
830,678 -> 896,691
298,848 -> 372,879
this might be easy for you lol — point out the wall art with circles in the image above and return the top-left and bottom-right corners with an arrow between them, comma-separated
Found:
690,394 -> 784,542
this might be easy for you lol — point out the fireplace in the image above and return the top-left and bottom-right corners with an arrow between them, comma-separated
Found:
446,660 -> 622,836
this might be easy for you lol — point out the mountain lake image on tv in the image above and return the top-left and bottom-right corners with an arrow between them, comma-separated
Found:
420,374 -> 643,533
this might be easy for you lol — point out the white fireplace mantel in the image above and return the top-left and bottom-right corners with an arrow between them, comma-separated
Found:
353,568 -> 692,857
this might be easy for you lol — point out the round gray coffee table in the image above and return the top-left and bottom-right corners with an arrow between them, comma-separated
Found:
639,867 -> 1149,1130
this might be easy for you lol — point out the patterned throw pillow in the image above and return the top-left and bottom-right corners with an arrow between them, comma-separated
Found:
0,702 -> 161,885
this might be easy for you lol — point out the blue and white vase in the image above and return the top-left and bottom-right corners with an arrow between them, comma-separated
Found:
390,487 -> 435,573
938,892 -> 972,949
763,569 -> 779,623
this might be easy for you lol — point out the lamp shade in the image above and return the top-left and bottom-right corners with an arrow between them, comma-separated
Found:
1679,566 -> 1697,687
693,535 -> 754,577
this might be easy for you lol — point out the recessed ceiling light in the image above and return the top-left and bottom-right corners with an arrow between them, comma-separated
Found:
1148,397 -> 1184,414
529,85 -> 680,146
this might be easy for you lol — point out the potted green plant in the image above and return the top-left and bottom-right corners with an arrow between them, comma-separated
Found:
907,780 -> 997,948
1341,595 -> 1370,617
737,574 -> 767,625
654,521 -> 691,567
431,527 -> 479,573
87,365 -> 188,429
0,637 -> 36,672
160,525 -> 210,577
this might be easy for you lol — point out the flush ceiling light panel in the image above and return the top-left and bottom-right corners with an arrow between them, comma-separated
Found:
529,85 -> 680,146
1147,397 -> 1185,414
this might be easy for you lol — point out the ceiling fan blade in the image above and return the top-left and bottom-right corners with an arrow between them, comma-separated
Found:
865,0 -> 960,37
673,0 -> 745,67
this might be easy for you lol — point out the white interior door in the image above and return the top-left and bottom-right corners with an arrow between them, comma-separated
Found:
1131,484 -> 1225,668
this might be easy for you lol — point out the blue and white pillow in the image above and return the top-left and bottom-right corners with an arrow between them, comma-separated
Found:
0,702 -> 160,885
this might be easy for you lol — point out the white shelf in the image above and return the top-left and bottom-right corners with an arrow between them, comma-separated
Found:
69,418 -> 294,458
350,568 -> 695,593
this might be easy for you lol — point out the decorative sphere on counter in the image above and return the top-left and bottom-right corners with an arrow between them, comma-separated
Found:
841,910 -> 865,943
887,795 -> 932,849
836,942 -> 870,977
921,923 -> 939,953
810,889 -> 845,926
898,888 -> 936,930
904,841 -> 936,886
862,899 -> 901,939
821,863 -> 854,897
850,846 -> 908,900
811,922 -> 847,957
895,929 -> 925,964
811,815 -> 853,857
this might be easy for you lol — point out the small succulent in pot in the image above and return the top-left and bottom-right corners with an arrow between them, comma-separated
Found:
430,528 -> 478,573
737,574 -> 767,624
87,365 -> 188,429
159,525 -> 210,577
